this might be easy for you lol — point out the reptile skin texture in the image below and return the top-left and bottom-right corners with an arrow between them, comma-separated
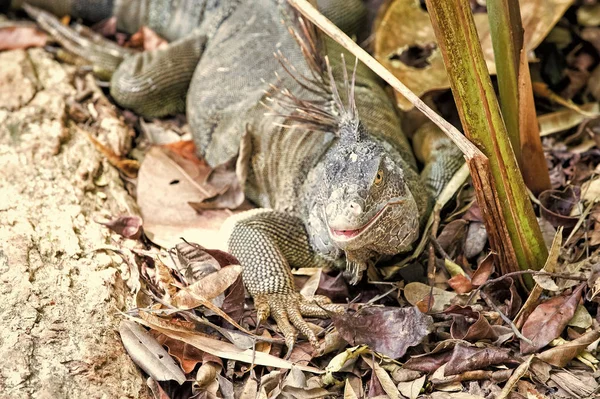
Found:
20,0 -> 465,350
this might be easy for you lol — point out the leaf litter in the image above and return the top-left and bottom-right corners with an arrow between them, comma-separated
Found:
14,0 -> 600,397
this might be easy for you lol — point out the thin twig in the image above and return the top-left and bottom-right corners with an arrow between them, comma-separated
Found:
480,291 -> 533,346
467,269 -> 587,305
143,289 -> 283,344
430,234 -> 451,260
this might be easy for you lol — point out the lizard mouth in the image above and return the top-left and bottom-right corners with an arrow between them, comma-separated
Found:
330,200 -> 400,241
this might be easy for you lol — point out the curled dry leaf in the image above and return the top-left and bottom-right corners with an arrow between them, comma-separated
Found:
539,103 -> 600,136
470,254 -> 495,287
154,333 -> 206,374
448,274 -> 473,294
172,265 -> 243,309
0,26 -> 47,50
520,283 -> 585,354
137,146 -> 253,249
444,306 -> 499,342
404,282 -> 457,314
483,278 -> 522,319
331,307 -> 432,359
532,228 -> 562,291
444,344 -> 515,376
119,320 -> 186,384
97,215 -> 143,240
375,0 -> 573,110
538,186 -> 581,228
362,356 -> 401,399
537,328 -> 600,367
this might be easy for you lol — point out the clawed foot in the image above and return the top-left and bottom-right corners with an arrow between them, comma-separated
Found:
23,4 -> 133,77
253,293 -> 344,356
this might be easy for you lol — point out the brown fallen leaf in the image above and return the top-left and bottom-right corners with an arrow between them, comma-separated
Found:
0,25 -> 47,50
188,156 -> 245,211
331,307 -> 432,359
536,328 -> 600,367
435,219 -> 468,256
97,215 -> 143,240
444,306 -> 499,342
154,333 -> 206,374
362,356 -> 401,399
404,282 -> 457,314
172,265 -> 243,308
539,103 -> 600,137
445,344 -> 515,376
137,146 -> 254,249
119,320 -> 186,384
403,351 -> 453,373
126,26 -> 169,51
375,0 -> 573,110
520,283 -> 586,354
538,186 -> 581,228
142,321 -> 321,373
470,254 -> 495,287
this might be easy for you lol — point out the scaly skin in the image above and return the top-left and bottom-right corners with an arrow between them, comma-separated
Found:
19,0 -> 464,351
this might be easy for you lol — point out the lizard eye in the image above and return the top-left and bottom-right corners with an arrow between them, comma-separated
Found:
374,169 -> 384,185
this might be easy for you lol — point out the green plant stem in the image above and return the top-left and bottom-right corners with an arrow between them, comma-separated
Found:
487,0 -> 523,164
425,0 -> 548,283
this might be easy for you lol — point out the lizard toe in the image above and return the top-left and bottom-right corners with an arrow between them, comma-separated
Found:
285,295 -> 319,348
268,295 -> 298,354
253,294 -> 271,332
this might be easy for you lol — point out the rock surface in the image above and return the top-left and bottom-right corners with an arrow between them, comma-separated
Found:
0,49 -> 148,398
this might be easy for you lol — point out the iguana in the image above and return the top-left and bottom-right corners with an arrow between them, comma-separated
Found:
13,0 -> 464,350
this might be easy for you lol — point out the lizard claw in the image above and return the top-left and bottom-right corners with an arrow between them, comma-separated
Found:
254,293 -> 344,355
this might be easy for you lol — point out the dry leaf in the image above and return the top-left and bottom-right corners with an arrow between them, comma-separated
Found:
172,265 -> 242,308
331,307 -> 432,359
539,103 -> 600,136
133,317 -> 321,372
397,375 -> 426,399
404,282 -> 457,313
119,320 -> 186,384
445,344 -> 514,376
444,306 -> 499,342
537,328 -> 600,367
520,283 -> 585,354
154,333 -> 205,374
375,0 -> 573,110
497,355 -> 534,399
97,215 -> 143,240
362,356 -> 401,399
137,146 -> 253,249
0,25 -> 47,50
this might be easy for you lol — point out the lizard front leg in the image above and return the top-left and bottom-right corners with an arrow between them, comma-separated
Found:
226,210 -> 343,353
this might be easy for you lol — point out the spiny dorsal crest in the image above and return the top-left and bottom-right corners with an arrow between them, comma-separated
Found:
325,54 -> 364,143
262,13 -> 363,143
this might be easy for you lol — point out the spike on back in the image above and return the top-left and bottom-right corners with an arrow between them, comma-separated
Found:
326,54 -> 362,142
264,10 -> 363,142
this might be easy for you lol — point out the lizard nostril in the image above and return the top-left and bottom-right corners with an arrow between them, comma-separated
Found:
347,202 -> 362,215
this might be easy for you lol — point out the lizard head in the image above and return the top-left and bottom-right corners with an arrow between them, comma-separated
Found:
322,120 -> 420,259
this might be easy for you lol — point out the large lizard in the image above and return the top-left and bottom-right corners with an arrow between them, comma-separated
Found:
13,0 -> 464,350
